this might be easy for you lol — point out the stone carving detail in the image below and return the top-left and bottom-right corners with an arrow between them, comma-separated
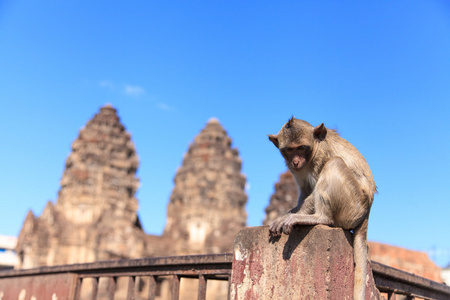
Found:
163,118 -> 248,254
263,170 -> 298,226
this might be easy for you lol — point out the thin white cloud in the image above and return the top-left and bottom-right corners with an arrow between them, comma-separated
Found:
156,102 -> 174,112
124,84 -> 146,97
99,80 -> 115,90
98,80 -> 151,100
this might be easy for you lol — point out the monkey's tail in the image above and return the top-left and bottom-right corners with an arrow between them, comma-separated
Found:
353,216 -> 369,300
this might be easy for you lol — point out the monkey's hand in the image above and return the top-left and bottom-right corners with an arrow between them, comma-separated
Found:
269,215 -> 287,236
269,214 -> 301,236
279,214 -> 306,235
270,213 -> 330,235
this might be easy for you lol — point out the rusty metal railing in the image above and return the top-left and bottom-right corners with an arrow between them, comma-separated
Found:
70,254 -> 233,300
372,261 -> 450,300
1,254 -> 449,300
0,254 -> 233,300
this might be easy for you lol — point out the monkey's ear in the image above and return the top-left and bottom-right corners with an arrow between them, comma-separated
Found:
268,134 -> 279,148
313,123 -> 327,141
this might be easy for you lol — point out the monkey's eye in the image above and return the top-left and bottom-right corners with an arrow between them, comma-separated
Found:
283,147 -> 294,154
297,146 -> 309,151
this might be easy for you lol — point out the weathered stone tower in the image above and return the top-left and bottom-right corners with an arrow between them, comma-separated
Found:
58,104 -> 140,226
16,105 -> 150,268
263,170 -> 298,226
163,118 -> 248,254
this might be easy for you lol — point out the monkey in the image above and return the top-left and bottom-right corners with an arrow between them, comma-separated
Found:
268,117 -> 376,300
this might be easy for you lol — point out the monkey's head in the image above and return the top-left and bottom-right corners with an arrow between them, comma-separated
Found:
268,117 -> 327,172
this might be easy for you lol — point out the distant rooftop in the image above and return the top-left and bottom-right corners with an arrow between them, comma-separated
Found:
0,235 -> 18,269
0,235 -> 16,250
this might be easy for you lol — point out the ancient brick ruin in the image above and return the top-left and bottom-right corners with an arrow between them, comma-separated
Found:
16,105 -> 151,268
16,107 -> 247,270
163,118 -> 248,255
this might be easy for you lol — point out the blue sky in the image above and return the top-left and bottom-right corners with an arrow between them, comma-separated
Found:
1,1 -> 449,266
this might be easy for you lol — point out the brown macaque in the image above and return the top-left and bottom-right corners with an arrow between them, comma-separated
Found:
268,117 -> 376,300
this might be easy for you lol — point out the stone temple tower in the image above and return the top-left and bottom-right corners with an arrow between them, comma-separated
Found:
263,170 -> 298,226
16,105 -> 149,268
58,104 -> 140,225
163,118 -> 248,254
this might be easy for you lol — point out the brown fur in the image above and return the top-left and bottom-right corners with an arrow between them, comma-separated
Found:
268,117 -> 376,300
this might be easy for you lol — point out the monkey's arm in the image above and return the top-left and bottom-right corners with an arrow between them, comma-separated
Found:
287,205 -> 300,214
297,191 -> 315,214
278,211 -> 334,235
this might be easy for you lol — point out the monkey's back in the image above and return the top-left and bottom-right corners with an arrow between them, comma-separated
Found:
322,131 -> 376,202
